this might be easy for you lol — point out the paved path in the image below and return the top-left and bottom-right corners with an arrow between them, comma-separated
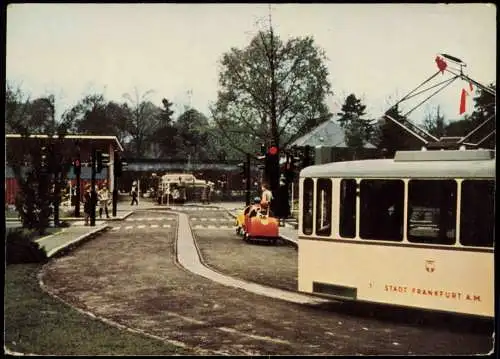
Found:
36,224 -> 109,257
29,209 -> 133,258
175,211 -> 326,305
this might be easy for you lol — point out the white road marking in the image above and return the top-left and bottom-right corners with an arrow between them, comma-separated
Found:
125,226 -> 133,230
163,224 -> 171,228
112,226 -> 121,231
151,224 -> 159,228
137,225 -> 146,229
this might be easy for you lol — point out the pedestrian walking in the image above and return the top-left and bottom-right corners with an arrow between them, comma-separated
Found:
275,177 -> 290,226
130,182 -> 138,206
201,180 -> 211,204
83,184 -> 92,225
98,182 -> 111,218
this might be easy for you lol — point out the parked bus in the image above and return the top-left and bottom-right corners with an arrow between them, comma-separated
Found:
297,148 -> 494,317
158,173 -> 214,203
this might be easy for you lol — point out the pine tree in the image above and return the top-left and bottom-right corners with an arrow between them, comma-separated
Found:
337,94 -> 373,159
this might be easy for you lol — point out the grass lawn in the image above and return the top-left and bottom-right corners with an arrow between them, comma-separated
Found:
4,264 -> 191,355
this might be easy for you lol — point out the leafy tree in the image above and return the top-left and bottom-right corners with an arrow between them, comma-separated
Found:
444,82 -> 495,147
6,82 -> 58,135
63,94 -> 118,136
337,94 -> 374,159
470,83 -> 495,125
122,88 -> 160,157
6,85 -> 72,232
374,104 -> 421,157
175,108 -> 211,161
211,28 -> 333,156
423,105 -> 446,138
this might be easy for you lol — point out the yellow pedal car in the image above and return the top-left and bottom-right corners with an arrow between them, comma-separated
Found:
235,206 -> 251,236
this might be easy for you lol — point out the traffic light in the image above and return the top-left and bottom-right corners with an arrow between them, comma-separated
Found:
95,150 -> 110,173
265,145 -> 280,192
260,143 -> 266,156
283,152 -> 296,183
41,146 -> 48,172
73,158 -> 81,176
239,161 -> 249,177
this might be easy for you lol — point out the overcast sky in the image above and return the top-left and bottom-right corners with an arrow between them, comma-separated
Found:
6,3 -> 496,126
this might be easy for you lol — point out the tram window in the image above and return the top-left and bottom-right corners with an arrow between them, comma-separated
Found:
339,179 -> 356,238
302,178 -> 314,235
460,180 -> 494,247
407,180 -> 456,245
360,180 -> 404,241
315,179 -> 332,237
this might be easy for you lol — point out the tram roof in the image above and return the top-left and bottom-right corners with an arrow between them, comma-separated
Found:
300,150 -> 495,179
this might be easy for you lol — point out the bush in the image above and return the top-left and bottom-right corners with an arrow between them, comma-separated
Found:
6,229 -> 48,265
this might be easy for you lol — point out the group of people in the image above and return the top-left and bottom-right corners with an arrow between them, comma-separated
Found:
83,182 -> 111,225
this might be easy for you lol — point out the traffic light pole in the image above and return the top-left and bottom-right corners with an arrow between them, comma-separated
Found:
245,153 -> 251,206
112,170 -> 118,217
75,171 -> 81,217
90,149 -> 97,226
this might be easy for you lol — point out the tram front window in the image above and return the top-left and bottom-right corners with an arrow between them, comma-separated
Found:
460,180 -> 494,247
302,178 -> 314,235
360,180 -> 404,241
407,179 -> 457,245
315,179 -> 332,236
339,179 -> 356,238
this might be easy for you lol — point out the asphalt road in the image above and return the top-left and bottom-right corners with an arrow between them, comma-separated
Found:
40,208 -> 494,355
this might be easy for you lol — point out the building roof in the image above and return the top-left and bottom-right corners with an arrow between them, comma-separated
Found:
290,118 -> 376,149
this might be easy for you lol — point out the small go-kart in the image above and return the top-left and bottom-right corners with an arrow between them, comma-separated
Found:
236,204 -> 280,244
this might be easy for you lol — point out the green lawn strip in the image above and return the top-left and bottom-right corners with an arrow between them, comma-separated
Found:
4,264 -> 190,355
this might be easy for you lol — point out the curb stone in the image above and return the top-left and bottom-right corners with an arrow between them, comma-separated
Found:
46,225 -> 110,258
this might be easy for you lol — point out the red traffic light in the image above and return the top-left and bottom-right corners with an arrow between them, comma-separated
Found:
268,146 -> 278,155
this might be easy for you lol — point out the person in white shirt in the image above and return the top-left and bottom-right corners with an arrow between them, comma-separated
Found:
98,183 -> 110,218
260,181 -> 273,215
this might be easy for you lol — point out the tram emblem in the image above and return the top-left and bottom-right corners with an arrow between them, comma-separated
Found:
425,260 -> 436,273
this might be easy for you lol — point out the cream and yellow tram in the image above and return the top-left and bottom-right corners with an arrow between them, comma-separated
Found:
297,149 -> 494,317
